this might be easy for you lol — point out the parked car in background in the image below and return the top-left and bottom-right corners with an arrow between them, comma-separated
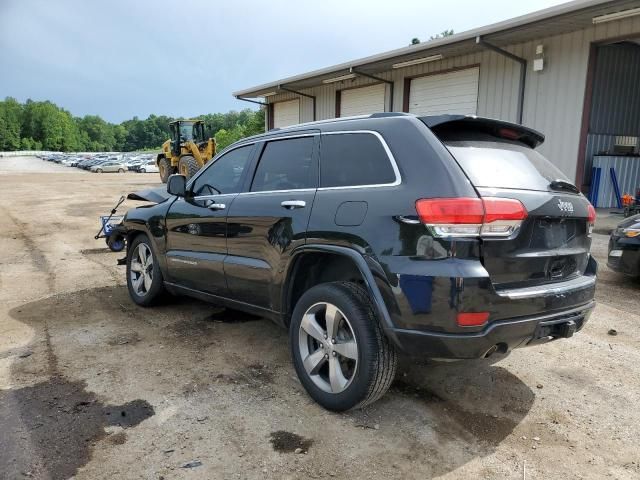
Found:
126,160 -> 145,172
138,160 -> 159,173
90,161 -> 127,173
119,113 -> 597,411
608,214 -> 640,277
81,159 -> 103,170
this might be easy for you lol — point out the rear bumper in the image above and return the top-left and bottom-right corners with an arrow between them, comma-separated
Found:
392,301 -> 595,359
378,253 -> 597,358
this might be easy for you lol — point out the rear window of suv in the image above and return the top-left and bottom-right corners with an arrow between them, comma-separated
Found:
437,130 -> 571,192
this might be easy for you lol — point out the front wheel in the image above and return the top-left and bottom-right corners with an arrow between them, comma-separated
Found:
178,155 -> 200,180
290,282 -> 397,411
96,168 -> 103,173
140,168 -> 146,173
126,234 -> 165,306
118,168 -> 124,173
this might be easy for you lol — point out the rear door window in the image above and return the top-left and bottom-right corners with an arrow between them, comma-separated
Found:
250,136 -> 317,192
320,133 -> 396,187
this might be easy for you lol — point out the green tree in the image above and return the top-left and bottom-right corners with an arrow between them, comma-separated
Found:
0,98 -> 265,153
429,29 -> 454,41
77,115 -> 116,151
215,125 -> 246,150
0,97 -> 23,150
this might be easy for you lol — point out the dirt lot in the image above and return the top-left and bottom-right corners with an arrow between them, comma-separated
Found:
0,156 -> 638,480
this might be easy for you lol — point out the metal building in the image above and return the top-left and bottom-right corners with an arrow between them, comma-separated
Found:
233,0 -> 640,196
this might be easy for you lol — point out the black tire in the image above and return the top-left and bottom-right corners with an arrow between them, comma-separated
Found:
96,168 -> 103,173
118,168 -> 124,173
140,168 -> 146,173
178,155 -> 200,180
289,281 -> 397,411
126,234 -> 165,306
158,157 -> 171,183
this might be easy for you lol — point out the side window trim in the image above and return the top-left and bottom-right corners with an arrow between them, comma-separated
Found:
186,142 -> 257,193
318,130 -> 402,190
241,133 -> 320,195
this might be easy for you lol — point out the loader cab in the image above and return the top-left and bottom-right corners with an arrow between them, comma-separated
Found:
169,120 -> 206,156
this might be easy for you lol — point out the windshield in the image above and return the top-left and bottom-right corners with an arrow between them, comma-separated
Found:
444,140 -> 571,191
179,123 -> 194,141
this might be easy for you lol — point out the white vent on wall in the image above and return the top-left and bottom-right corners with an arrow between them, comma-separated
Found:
615,136 -> 638,147
613,136 -> 638,155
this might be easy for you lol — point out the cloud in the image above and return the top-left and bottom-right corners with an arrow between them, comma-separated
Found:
0,0 -> 565,122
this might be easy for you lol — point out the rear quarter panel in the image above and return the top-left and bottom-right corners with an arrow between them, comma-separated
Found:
306,117 -> 480,331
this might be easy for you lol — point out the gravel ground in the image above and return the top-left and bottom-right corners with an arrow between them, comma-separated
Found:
0,156 -> 638,480
0,156 -> 87,174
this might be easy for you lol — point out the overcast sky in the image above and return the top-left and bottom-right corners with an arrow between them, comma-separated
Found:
1,0 -> 567,123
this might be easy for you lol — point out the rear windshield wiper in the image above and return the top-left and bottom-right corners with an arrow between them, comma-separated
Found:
549,179 -> 579,194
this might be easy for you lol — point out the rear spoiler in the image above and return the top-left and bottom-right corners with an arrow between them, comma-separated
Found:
420,115 -> 545,149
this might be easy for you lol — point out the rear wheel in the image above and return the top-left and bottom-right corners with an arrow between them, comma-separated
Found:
290,282 -> 397,411
178,155 -> 200,180
158,157 -> 172,183
126,234 -> 165,306
118,168 -> 124,173
96,168 -> 103,173
140,168 -> 146,173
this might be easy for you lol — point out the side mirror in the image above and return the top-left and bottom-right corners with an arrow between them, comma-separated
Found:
167,174 -> 186,197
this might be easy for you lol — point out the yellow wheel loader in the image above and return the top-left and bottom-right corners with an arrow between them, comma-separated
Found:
156,120 -> 216,183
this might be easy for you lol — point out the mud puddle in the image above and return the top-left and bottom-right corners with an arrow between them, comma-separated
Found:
269,430 -> 313,453
0,376 -> 154,480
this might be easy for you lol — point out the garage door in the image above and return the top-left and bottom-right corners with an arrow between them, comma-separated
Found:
273,99 -> 300,128
340,83 -> 386,117
408,67 -> 479,116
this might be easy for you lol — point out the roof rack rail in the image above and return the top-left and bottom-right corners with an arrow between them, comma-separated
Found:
369,112 -> 412,118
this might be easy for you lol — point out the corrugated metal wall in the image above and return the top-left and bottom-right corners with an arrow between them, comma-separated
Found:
585,133 -> 616,174
590,42 -> 640,135
593,155 -> 640,208
266,15 -> 640,181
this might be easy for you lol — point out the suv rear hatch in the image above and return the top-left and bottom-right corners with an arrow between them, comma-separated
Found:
421,116 -> 595,291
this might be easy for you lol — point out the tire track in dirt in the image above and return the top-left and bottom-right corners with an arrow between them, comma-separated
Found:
4,210 -> 56,294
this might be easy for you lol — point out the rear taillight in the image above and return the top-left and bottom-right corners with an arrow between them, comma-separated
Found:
415,197 -> 527,238
587,204 -> 596,235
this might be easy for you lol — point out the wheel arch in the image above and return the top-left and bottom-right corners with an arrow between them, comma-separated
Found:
122,219 -> 170,279
283,245 -> 400,347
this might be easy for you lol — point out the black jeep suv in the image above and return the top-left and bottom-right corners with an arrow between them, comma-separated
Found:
121,113 -> 597,411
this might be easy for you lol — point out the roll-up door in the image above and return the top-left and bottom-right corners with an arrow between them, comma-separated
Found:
408,67 -> 479,116
273,99 -> 300,128
340,84 -> 386,117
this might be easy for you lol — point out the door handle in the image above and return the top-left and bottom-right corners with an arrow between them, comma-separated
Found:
193,194 -> 226,211
281,200 -> 306,210
207,203 -> 226,211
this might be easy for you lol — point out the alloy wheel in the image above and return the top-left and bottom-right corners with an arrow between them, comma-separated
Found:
298,302 -> 358,394
130,243 -> 153,296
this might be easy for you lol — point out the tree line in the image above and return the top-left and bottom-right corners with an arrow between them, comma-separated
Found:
0,97 -> 265,152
